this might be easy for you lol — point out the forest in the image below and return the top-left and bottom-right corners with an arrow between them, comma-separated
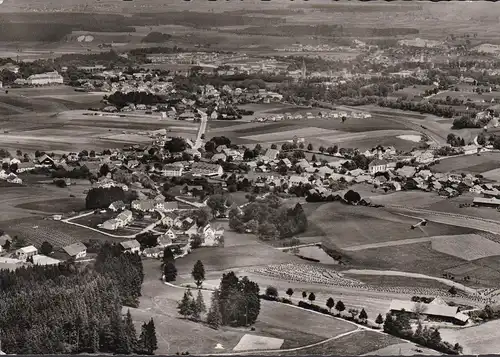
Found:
0,243 -> 146,354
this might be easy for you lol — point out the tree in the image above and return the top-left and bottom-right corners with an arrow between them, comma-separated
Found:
335,300 -> 345,315
448,285 -> 457,296
308,292 -> 316,304
257,222 -> 279,241
163,261 -> 177,282
311,154 -> 317,161
326,297 -> 335,312
40,241 -> 53,256
124,310 -> 138,353
319,146 -> 325,153
195,289 -> 206,317
349,308 -> 359,320
139,319 -> 157,355
307,143 -> 313,151
286,288 -> 294,299
344,190 -> 361,204
265,286 -> 278,299
359,308 -> 368,322
178,289 -> 194,318
190,234 -> 203,250
206,290 -> 223,329
192,260 -> 206,288
162,247 -> 174,266
375,313 -> 384,327
302,291 -> 307,300
206,194 -> 228,217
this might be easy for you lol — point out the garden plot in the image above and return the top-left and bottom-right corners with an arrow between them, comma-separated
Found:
431,234 -> 500,261
242,127 -> 339,142
233,334 -> 284,352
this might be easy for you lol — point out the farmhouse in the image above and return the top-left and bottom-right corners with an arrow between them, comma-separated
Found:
16,245 -> 38,261
101,218 -> 121,231
37,154 -> 55,166
191,162 -> 223,176
389,299 -> 469,325
62,242 -> 87,259
463,144 -> 480,155
155,201 -> 178,212
132,200 -> 155,212
120,239 -> 141,254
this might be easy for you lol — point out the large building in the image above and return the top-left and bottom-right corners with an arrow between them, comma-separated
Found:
27,71 -> 64,86
191,162 -> 223,177
389,298 -> 469,325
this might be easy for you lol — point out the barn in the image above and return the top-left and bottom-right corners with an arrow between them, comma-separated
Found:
389,298 -> 469,326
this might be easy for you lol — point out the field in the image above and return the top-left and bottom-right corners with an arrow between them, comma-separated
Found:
0,217 -> 113,248
233,334 -> 284,351
440,319 -> 500,355
343,274 -> 455,290
308,202 -> 473,249
431,152 -> 500,174
15,197 -> 86,213
430,234 -> 500,261
262,330 -> 403,356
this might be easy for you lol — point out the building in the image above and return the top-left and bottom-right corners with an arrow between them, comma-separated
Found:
463,144 -> 480,155
16,245 -> 38,260
101,218 -> 121,231
120,239 -> 141,254
389,299 -> 469,325
156,201 -> 178,212
109,200 -> 126,212
132,200 -> 155,212
62,242 -> 87,259
27,71 -> 64,86
162,164 -> 184,177
368,158 -> 388,175
473,197 -> 500,208
191,162 -> 223,176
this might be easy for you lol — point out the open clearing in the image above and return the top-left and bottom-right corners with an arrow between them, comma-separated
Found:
262,330 -> 403,356
431,234 -> 500,261
365,342 -> 441,356
308,203 -> 473,249
440,319 -> 500,355
431,152 -> 500,174
15,197 -> 86,213
233,334 -> 284,351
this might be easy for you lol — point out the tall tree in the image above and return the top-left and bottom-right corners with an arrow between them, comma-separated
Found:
163,261 -> 177,282
124,310 -> 138,353
286,288 -> 294,299
375,313 -> 384,328
145,319 -> 158,355
206,290 -> 223,329
335,300 -> 345,315
178,290 -> 194,318
359,308 -> 368,322
191,260 -> 206,288
195,289 -> 206,317
326,297 -> 335,312
308,292 -> 316,304
162,247 -> 175,266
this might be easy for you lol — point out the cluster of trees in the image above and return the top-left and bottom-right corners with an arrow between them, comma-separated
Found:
105,92 -> 167,108
85,186 -> 137,210
178,289 -> 207,322
451,115 -> 489,129
229,196 -> 308,241
446,133 -> 466,147
0,243 -> 155,355
141,32 -> 173,43
384,312 -> 463,355
378,99 -> 469,119
51,166 -> 92,180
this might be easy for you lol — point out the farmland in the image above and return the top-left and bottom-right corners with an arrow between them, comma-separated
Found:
440,319 -> 500,355
431,152 -> 500,174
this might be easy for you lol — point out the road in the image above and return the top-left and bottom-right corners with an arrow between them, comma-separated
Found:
193,114 -> 207,150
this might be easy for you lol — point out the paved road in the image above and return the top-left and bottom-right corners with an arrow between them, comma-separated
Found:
193,115 -> 207,150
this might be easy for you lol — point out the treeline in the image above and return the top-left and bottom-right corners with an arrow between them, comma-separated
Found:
225,24 -> 418,38
105,92 -> 167,108
85,186 -> 138,210
229,196 -> 308,241
0,243 -> 146,354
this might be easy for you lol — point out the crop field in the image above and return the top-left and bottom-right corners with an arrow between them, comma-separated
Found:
431,152 -> 500,173
431,234 -> 500,261
15,198 -> 86,213
344,274 -> 454,290
367,191 -> 445,208
233,334 -> 284,351
262,330 -> 403,356
309,203 -> 473,249
0,217 -> 113,248
365,342 -> 441,356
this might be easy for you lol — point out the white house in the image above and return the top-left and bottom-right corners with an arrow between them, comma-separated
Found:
368,158 -> 388,175
62,242 -> 87,259
16,245 -> 38,260
120,239 -> 141,254
101,219 -> 121,231
116,209 -> 133,225
27,71 -> 64,85
463,144 -> 480,155
109,200 -> 126,212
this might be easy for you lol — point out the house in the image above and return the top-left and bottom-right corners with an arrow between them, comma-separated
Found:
473,197 -> 500,208
16,245 -> 38,260
132,200 -> 155,212
162,164 -> 184,177
157,201 -> 178,212
263,148 -> 280,161
368,158 -> 388,175
389,299 -> 469,325
62,242 -> 87,259
142,246 -> 164,258
463,144 -> 480,155
158,232 -> 175,246
109,200 -> 126,212
211,153 -> 227,162
101,219 -> 121,231
162,212 -> 178,227
116,210 -> 133,225
184,223 -> 199,237
289,175 -> 309,186
37,154 -> 55,166
27,71 -> 64,85
201,224 -> 215,242
191,162 -> 223,176
120,239 -> 141,254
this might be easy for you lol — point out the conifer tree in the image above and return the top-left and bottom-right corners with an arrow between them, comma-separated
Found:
163,261 -> 177,282
124,310 -> 138,353
195,289 -> 206,316
144,319 -> 158,355
178,289 -> 194,318
206,290 -> 222,329
191,260 -> 206,288
162,247 -> 175,266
